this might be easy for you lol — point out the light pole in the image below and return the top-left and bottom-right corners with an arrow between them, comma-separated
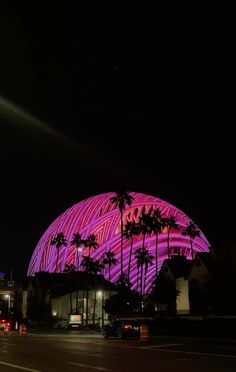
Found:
4,294 -> 10,315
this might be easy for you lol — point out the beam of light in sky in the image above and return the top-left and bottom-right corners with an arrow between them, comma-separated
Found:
0,95 -> 75,147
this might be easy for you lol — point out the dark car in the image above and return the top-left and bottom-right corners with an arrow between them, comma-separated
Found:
103,319 -> 141,339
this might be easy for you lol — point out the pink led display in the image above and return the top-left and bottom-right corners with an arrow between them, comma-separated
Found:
27,192 -> 210,293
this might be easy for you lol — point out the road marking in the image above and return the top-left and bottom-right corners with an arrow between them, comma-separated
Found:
67,362 -> 110,371
156,348 -> 236,359
0,360 -> 41,371
141,343 -> 179,349
0,342 -> 16,346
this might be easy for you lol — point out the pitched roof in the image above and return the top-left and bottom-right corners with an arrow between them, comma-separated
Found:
162,255 -> 193,279
194,252 -> 214,274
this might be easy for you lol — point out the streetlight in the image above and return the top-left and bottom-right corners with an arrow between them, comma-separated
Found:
4,294 -> 10,314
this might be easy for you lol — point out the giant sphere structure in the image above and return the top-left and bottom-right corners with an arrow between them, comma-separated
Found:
27,192 -> 210,293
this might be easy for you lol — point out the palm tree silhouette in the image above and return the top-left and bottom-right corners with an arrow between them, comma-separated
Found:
143,249 -> 154,295
164,216 -> 179,259
70,232 -> 84,270
182,221 -> 200,259
135,247 -> 152,296
63,264 -> 76,314
151,208 -> 164,278
109,191 -> 134,275
123,221 -> 140,283
84,234 -> 98,256
51,232 -> 68,273
102,250 -> 118,297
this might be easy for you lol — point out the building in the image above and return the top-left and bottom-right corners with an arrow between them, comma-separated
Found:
27,192 -> 210,294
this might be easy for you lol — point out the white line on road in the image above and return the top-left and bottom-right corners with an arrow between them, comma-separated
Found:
67,362 -> 110,371
155,348 -> 236,359
141,343 -> 179,349
0,360 -> 41,371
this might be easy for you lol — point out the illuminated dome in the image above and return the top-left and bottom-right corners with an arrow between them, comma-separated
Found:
27,192 -> 210,293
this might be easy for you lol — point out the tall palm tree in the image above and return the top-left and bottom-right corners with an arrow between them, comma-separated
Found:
135,247 -> 149,297
84,234 -> 98,256
102,250 -> 118,297
182,221 -> 200,259
123,221 -> 140,282
143,250 -> 154,295
110,191 -> 134,275
151,208 -> 164,278
164,216 -> 180,259
139,211 -> 152,251
70,232 -> 84,270
63,264 -> 76,314
51,232 -> 68,272
81,256 -> 102,326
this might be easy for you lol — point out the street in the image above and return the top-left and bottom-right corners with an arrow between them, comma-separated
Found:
1,330 -> 236,371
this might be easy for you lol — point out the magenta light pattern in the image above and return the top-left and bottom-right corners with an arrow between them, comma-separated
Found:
27,192 -> 210,293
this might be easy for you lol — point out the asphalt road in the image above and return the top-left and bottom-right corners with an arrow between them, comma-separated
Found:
1,330 -> 236,371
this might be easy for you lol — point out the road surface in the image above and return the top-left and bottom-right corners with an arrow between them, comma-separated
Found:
1,330 -> 236,371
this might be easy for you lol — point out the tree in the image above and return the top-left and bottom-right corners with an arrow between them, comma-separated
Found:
51,232 -> 68,273
102,250 -> 118,297
123,221 -> 140,283
143,250 -> 154,295
135,247 -> 153,297
63,264 -> 76,314
109,191 -> 134,275
182,221 -> 200,259
81,256 -> 103,326
84,234 -> 98,256
151,208 -> 164,278
70,232 -> 84,270
164,216 -> 179,259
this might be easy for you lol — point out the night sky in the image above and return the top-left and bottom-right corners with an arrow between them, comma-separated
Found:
0,3 -> 235,282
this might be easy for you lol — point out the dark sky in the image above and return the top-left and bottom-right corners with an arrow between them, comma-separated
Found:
0,3 -> 235,282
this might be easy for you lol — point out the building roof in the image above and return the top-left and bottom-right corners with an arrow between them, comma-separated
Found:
162,255 -> 193,279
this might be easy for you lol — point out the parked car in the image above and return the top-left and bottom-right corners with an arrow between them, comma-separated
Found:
0,318 -> 12,331
103,319 -> 141,339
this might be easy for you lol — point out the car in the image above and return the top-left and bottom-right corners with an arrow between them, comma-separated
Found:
0,318 -> 12,331
103,319 -> 141,339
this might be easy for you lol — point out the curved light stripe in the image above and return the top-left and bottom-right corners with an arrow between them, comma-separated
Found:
27,192 -> 210,293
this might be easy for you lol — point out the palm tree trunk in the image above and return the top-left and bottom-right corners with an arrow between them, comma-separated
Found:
167,229 -> 170,259
190,238 -> 193,260
137,264 -> 139,291
55,248 -> 59,272
93,276 -> 97,326
144,266 -> 148,295
155,232 -> 158,277
120,211 -> 124,275
86,286 -> 89,327
128,237 -> 133,282
140,263 -> 143,297
108,265 -> 111,298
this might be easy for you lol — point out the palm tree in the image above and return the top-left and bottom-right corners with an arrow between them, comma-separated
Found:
164,216 -> 180,259
139,210 -> 152,251
70,232 -> 84,270
143,250 -> 154,295
123,221 -> 140,282
63,264 -> 76,314
182,221 -> 200,259
84,234 -> 98,256
102,250 -> 118,297
81,256 -> 102,326
110,191 -> 134,275
51,232 -> 68,272
151,208 -> 164,278
134,247 -> 146,296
